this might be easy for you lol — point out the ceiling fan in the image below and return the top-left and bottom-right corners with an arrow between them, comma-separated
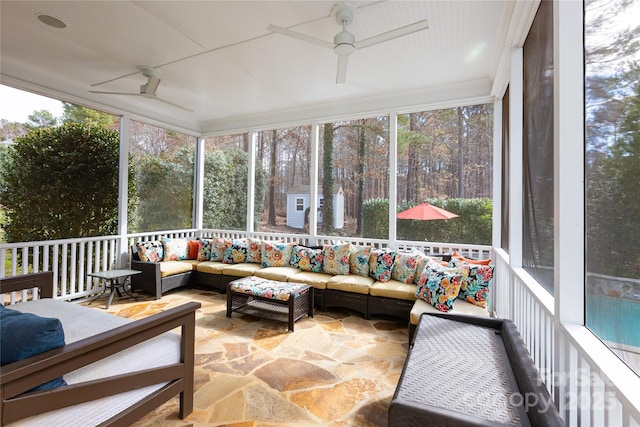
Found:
90,66 -> 193,112
267,3 -> 429,84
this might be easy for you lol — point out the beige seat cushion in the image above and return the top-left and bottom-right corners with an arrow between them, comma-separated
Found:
222,263 -> 263,277
287,271 -> 332,290
369,279 -> 416,300
179,259 -> 200,271
196,261 -> 225,274
327,274 -> 373,295
159,261 -> 194,278
410,298 -> 489,325
254,266 -> 302,282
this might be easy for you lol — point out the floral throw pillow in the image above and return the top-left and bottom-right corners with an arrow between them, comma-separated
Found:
449,257 -> 493,308
261,242 -> 295,267
210,237 -> 232,262
290,245 -> 324,272
392,251 -> 419,284
223,239 -> 248,264
197,239 -> 212,261
323,243 -> 351,275
246,238 -> 263,264
369,248 -> 397,282
349,245 -> 371,276
136,240 -> 164,263
162,237 -> 189,261
415,259 -> 463,312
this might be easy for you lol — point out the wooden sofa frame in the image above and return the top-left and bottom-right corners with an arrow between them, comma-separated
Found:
0,272 -> 200,426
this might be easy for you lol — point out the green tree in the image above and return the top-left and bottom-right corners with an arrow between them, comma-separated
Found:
322,123 -> 335,234
0,119 -> 29,141
27,110 -> 57,128
0,123 -> 121,242
62,102 -> 118,129
201,148 -> 266,230
587,73 -> 640,277
134,147 -> 194,232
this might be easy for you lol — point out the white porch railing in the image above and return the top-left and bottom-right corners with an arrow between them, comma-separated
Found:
493,248 -> 640,426
2,229 -> 490,301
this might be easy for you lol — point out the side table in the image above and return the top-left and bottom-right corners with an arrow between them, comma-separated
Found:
87,269 -> 141,309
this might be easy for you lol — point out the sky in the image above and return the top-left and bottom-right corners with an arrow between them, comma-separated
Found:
0,84 -> 64,123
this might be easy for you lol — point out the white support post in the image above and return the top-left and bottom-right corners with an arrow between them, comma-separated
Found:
492,99 -> 503,250
553,0 -> 584,327
509,48 -> 524,270
193,137 -> 205,232
309,122 -> 320,245
247,130 -> 257,233
553,1 -> 585,419
389,113 -> 398,247
118,115 -> 130,268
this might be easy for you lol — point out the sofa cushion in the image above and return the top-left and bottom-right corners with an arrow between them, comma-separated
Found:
415,259 -> 462,312
392,251 -> 419,284
449,258 -> 493,308
290,245 -> 324,272
178,259 -> 200,271
159,261 -> 194,278
210,237 -> 232,262
369,248 -> 396,282
370,280 -> 417,301
323,243 -> 351,275
327,274 -> 373,295
222,263 -> 263,277
254,266 -> 302,282
409,298 -> 489,325
0,305 -> 67,391
136,240 -> 164,263
261,242 -> 295,268
246,237 -> 263,264
288,271 -> 332,289
162,237 -> 190,261
195,261 -> 226,274
223,238 -> 249,264
349,245 -> 371,276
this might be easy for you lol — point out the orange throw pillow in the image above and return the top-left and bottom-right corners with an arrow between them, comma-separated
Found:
187,239 -> 200,260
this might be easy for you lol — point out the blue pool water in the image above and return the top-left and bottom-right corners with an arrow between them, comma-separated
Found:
586,295 -> 640,348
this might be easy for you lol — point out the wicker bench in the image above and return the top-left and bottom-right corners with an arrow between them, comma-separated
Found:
226,276 -> 314,331
390,313 -> 563,427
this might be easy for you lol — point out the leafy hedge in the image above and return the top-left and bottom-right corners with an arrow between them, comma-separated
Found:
363,198 -> 492,244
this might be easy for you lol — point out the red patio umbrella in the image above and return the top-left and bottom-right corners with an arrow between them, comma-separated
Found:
397,202 -> 459,220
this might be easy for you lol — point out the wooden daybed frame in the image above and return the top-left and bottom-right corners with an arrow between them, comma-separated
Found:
0,271 -> 200,426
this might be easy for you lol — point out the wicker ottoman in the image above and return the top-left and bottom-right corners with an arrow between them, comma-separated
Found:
226,276 -> 314,331
390,313 -> 562,427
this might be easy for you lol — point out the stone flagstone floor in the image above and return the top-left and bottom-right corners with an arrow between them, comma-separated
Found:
85,287 -> 409,426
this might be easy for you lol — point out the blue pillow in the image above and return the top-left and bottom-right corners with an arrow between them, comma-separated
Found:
0,305 -> 67,391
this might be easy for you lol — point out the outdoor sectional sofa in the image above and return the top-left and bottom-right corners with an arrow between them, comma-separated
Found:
0,271 -> 200,426
131,236 -> 494,330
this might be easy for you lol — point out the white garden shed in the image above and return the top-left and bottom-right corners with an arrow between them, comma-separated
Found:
286,184 -> 344,230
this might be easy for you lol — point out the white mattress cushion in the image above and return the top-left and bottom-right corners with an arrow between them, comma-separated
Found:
8,299 -> 181,427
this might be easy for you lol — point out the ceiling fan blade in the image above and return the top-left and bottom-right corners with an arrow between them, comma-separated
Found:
355,19 -> 429,50
336,55 -> 349,84
141,94 -> 194,113
89,90 -> 139,95
267,24 -> 334,49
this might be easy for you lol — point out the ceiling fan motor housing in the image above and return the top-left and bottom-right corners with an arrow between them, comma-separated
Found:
333,4 -> 356,55
334,30 -> 356,55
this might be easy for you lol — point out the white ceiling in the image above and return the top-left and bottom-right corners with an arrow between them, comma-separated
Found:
0,1 -> 527,135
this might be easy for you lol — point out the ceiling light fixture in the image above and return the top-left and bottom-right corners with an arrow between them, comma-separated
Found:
36,13 -> 67,29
